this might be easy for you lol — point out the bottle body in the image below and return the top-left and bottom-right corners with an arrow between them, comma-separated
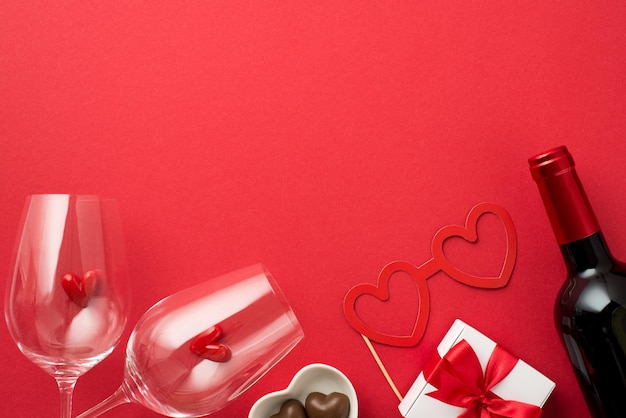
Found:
555,233 -> 626,418
530,146 -> 626,418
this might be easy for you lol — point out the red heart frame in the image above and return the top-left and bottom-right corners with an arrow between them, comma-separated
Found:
343,202 -> 517,347
343,260 -> 431,347
431,202 -> 517,289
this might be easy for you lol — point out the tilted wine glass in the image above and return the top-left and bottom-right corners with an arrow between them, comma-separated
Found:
76,263 -> 304,417
4,194 -> 130,418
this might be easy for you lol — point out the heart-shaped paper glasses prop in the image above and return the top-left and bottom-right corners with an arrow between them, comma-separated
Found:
342,202 -> 517,399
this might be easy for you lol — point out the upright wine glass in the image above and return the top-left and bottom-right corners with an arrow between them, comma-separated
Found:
4,194 -> 130,418
76,264 -> 304,417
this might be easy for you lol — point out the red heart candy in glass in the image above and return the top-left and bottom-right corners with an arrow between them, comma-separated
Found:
61,270 -> 98,308
343,261 -> 431,347
189,325 -> 232,362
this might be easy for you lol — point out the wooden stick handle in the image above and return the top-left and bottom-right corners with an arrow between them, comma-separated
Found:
361,334 -> 403,402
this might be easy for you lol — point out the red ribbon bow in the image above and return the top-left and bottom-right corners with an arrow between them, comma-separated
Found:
423,339 -> 543,418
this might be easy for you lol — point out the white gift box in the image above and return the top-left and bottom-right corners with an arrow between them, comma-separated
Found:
399,319 -> 556,418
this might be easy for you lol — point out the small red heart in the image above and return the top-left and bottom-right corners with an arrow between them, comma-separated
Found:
61,270 -> 98,308
343,260 -> 431,347
189,325 -> 232,362
431,202 -> 517,288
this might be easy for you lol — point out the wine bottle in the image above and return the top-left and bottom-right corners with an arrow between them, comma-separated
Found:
529,146 -> 626,418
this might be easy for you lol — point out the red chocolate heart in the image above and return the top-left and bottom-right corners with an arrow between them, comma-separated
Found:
431,202 -> 517,288
189,325 -> 232,362
343,260 -> 431,347
305,392 -> 350,418
269,399 -> 307,418
61,270 -> 98,308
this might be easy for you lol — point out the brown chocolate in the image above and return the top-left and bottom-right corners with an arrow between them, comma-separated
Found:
305,392 -> 350,418
269,399 -> 307,418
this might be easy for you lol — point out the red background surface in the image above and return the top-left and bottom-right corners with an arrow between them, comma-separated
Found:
2,2 -> 626,417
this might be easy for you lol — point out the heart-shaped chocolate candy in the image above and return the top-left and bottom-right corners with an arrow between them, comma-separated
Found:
305,392 -> 350,418
269,399 -> 307,418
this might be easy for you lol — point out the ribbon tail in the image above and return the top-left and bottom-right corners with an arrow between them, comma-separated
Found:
457,405 -> 485,418
486,398 -> 543,418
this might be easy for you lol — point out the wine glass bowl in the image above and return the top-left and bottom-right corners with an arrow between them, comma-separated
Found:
10,267 -> 127,376
77,264 -> 304,418
4,194 -> 130,417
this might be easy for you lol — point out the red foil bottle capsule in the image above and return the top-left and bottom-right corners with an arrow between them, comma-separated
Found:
529,146 -> 626,418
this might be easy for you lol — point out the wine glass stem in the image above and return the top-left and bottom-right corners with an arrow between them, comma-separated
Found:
56,377 -> 77,418
75,385 -> 131,418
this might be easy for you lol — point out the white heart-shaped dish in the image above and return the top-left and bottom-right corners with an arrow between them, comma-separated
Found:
248,363 -> 358,418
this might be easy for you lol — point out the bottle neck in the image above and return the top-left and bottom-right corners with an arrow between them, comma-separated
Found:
529,146 -> 600,245
560,232 -> 613,273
